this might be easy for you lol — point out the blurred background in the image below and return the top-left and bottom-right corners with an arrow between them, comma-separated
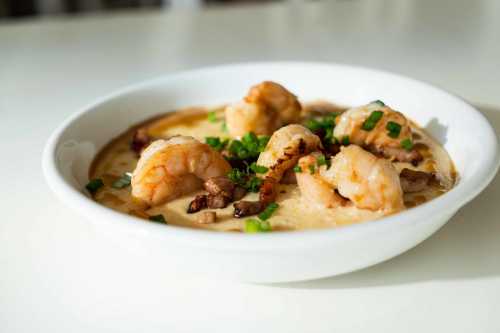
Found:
1,0 -> 286,18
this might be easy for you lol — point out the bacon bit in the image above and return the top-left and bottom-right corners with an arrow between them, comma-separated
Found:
130,128 -> 151,155
280,168 -> 297,184
197,211 -> 217,224
232,186 -> 247,201
187,194 -> 207,213
207,194 -> 231,209
204,176 -> 234,197
233,201 -> 263,218
400,168 -> 434,193
259,177 -> 278,205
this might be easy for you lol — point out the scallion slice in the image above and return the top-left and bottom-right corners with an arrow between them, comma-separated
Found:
207,111 -> 218,123
371,100 -> 386,107
293,165 -> 302,173
244,218 -> 271,233
401,138 -> 414,151
386,121 -> 402,138
249,162 -> 268,174
149,214 -> 167,223
258,203 -> 279,221
85,178 -> 104,195
361,110 -> 384,131
112,172 -> 132,189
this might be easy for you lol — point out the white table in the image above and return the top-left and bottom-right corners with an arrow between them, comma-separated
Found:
2,1 -> 500,332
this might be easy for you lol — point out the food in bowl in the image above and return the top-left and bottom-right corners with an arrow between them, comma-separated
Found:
88,81 -> 457,232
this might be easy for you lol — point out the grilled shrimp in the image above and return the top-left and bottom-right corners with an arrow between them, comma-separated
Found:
256,124 -> 322,181
225,81 -> 302,137
295,152 -> 345,208
297,145 -> 404,213
131,136 -> 231,206
329,145 -> 404,213
334,101 -> 421,163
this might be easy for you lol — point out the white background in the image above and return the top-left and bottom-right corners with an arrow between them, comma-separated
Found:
1,0 -> 500,331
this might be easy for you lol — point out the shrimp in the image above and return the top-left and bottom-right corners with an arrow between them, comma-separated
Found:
131,136 -> 231,206
333,101 -> 421,163
256,124 -> 322,181
296,152 -> 345,208
297,145 -> 404,213
225,81 -> 302,137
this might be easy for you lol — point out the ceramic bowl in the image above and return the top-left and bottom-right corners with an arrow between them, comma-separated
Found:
42,62 -> 499,282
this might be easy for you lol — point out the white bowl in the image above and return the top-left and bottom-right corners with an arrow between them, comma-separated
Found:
43,62 -> 499,283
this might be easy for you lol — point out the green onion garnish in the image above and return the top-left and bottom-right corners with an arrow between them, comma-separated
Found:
249,162 -> 268,174
293,165 -> 302,173
371,100 -> 386,107
112,172 -> 132,189
244,218 -> 271,233
207,111 -> 218,123
316,154 -> 331,168
149,214 -> 167,223
258,136 -> 270,151
85,178 -> 104,195
305,118 -> 322,132
386,121 -> 402,138
401,138 -> 414,151
245,176 -> 262,193
308,164 -> 316,174
205,137 -> 229,151
258,202 -> 279,221
221,121 -> 228,133
227,132 -> 269,160
227,168 -> 246,186
341,135 -> 350,146
361,110 -> 384,131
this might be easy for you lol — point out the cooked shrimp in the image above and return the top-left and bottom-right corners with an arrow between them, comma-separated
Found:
296,152 -> 344,208
296,146 -> 404,213
131,136 -> 231,206
329,145 -> 404,213
256,124 -> 322,181
225,81 -> 302,137
334,101 -> 420,163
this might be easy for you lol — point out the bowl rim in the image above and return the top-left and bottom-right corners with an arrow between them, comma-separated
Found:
42,61 -> 500,251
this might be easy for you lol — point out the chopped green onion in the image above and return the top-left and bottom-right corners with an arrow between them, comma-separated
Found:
341,135 -> 350,146
207,111 -> 218,123
258,221 -> 271,232
249,162 -> 268,174
316,154 -> 330,168
205,137 -> 228,151
371,100 -> 385,106
293,165 -> 302,173
305,118 -> 322,132
227,168 -> 246,186
308,164 -> 316,174
149,214 -> 167,223
245,176 -> 262,192
401,138 -> 414,151
221,121 -> 228,133
324,129 -> 335,145
85,178 -> 104,195
228,132 -> 269,160
361,110 -> 384,131
112,172 -> 132,189
258,203 -> 279,221
258,136 -> 270,151
244,218 -> 271,233
386,121 -> 402,138
244,219 -> 261,233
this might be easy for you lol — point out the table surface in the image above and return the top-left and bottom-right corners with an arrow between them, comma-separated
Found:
2,0 -> 500,332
